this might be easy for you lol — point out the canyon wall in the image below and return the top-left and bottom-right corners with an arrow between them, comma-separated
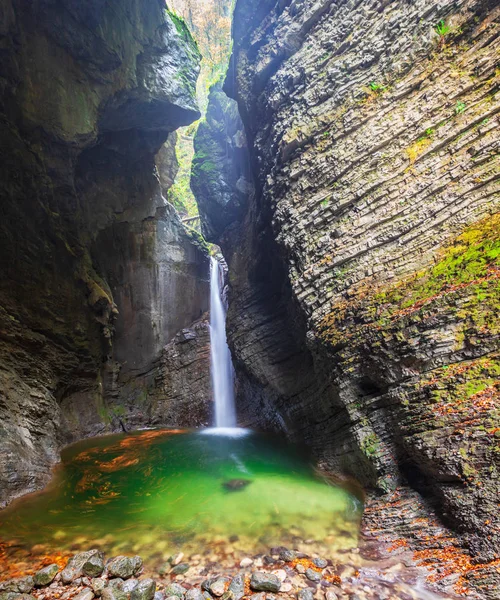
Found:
194,0 -> 500,596
0,0 -> 210,507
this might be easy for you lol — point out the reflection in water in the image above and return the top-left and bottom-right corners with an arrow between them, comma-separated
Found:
0,429 -> 362,564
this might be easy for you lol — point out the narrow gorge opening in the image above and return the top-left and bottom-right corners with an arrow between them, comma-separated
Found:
0,1 -> 499,600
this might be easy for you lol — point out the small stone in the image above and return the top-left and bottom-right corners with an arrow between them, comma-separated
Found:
221,592 -> 234,600
107,556 -> 143,580
102,588 -> 128,600
131,579 -> 156,600
109,579 -> 124,590
74,589 -> 95,600
34,564 -> 59,587
296,565 -> 306,574
250,573 -> 281,593
325,592 -> 338,600
279,550 -> 296,562
164,583 -> 185,598
83,554 -> 105,578
228,574 -> 244,600
239,558 -> 253,568
92,578 -> 107,596
249,594 -> 265,600
305,569 -> 321,583
169,553 -> 184,566
281,583 -> 292,593
172,564 -> 190,576
185,589 -> 204,600
312,559 -> 327,569
297,590 -> 314,600
0,595 -> 36,600
209,578 -> 228,597
154,594 -> 166,600
271,570 -> 286,582
122,579 -> 139,594
158,564 -> 172,576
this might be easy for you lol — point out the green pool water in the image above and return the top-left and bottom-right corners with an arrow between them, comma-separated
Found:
0,428 -> 362,561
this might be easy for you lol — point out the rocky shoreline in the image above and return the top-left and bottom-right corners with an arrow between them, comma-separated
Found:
0,542 -> 455,600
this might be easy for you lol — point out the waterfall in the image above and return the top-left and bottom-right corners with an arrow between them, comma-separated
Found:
210,257 -> 236,428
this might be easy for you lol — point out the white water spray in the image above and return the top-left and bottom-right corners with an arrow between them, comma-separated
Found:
210,257 -> 236,428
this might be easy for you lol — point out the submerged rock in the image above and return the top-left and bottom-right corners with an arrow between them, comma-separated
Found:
222,479 -> 251,492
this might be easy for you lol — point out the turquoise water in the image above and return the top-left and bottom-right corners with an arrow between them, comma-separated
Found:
0,429 -> 362,561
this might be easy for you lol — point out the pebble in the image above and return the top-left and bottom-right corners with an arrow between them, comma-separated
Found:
185,589 -> 205,600
209,578 -> 228,597
122,579 -> 139,594
169,553 -> 185,566
312,558 -> 328,569
249,594 -> 266,600
325,593 -> 338,600
74,589 -> 95,600
239,558 -> 253,568
92,578 -> 106,596
107,556 -> 143,580
279,550 -> 297,562
101,588 -> 128,600
172,564 -> 190,576
0,575 -> 35,594
228,574 -> 245,600
305,569 -> 321,583
281,583 -> 293,593
296,565 -> 306,574
271,570 -> 287,582
250,572 -> 281,593
164,583 -> 186,598
131,578 -> 156,600
298,591 -> 314,600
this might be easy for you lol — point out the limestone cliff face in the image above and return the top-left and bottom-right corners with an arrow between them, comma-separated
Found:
191,81 -> 253,243
0,0 -> 209,506
194,0 -> 499,594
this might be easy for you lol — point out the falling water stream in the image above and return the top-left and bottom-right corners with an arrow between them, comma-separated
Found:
210,257 -> 237,428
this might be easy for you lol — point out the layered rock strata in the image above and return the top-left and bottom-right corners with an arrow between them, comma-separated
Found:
191,81 -> 254,243
0,0 -> 208,506
195,0 -> 500,596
